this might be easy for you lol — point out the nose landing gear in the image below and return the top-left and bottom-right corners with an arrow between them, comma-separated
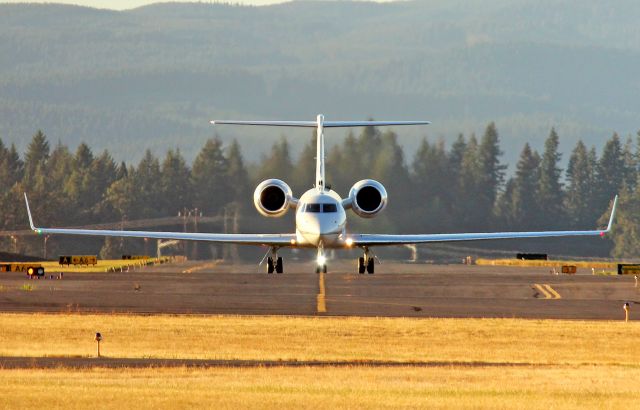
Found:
316,242 -> 327,274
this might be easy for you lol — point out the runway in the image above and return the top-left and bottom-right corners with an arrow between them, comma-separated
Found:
0,261 -> 637,319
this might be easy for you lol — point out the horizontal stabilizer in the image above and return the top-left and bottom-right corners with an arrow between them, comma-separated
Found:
210,120 -> 431,128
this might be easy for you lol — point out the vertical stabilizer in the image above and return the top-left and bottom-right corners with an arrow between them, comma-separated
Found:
316,114 -> 325,192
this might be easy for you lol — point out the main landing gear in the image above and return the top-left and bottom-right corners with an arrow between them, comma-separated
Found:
266,247 -> 283,274
358,249 -> 374,274
267,256 -> 283,274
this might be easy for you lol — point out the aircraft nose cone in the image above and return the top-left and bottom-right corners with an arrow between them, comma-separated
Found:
299,218 -> 339,246
317,219 -> 339,235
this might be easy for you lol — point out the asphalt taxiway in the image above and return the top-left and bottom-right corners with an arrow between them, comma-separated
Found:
0,261 -> 637,319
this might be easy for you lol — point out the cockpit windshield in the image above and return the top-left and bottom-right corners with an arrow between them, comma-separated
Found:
306,203 -> 321,213
301,203 -> 338,213
322,204 -> 337,213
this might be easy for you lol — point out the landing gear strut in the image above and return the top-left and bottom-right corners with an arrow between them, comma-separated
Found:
358,248 -> 374,274
266,247 -> 283,274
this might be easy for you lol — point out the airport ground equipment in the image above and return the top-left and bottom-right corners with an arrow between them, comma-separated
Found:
618,264 -> 640,275
517,253 -> 548,260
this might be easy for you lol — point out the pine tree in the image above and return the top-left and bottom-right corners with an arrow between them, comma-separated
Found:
608,185 -> 640,258
88,150 -> 118,220
622,136 -> 637,189
106,165 -> 137,221
0,139 -> 10,192
192,138 -> 231,214
256,137 -> 293,182
455,134 -> 482,230
327,131 -> 361,195
23,130 -> 50,185
135,149 -> 163,217
371,130 -> 412,232
536,128 -> 564,227
64,143 -> 93,221
160,148 -> 192,215
448,133 -> 466,182
565,140 -> 597,228
225,140 -> 250,205
291,132 -> 316,194
0,143 -> 24,232
494,178 -> 516,229
511,143 -> 541,229
410,138 -> 452,231
596,133 -> 625,210
358,124 -> 382,173
115,161 -> 128,180
477,122 -> 506,225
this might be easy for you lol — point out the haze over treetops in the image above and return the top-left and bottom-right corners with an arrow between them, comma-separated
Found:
1,0 -> 639,164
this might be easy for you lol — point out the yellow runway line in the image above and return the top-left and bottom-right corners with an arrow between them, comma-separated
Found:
317,271 -> 327,313
543,284 -> 562,299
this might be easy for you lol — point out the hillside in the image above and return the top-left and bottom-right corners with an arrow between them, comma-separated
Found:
1,1 -> 639,165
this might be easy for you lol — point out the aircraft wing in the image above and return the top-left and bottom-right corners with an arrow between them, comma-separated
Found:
351,196 -> 617,246
24,194 -> 294,246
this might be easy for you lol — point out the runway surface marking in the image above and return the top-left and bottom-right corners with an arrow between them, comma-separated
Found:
317,272 -> 326,313
181,261 -> 220,274
534,284 -> 561,299
543,284 -> 562,299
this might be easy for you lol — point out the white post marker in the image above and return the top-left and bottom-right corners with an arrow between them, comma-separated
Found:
95,332 -> 103,357
623,303 -> 630,322
635,275 -> 638,288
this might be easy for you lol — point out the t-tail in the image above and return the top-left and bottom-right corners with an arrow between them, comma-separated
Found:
210,115 -> 431,192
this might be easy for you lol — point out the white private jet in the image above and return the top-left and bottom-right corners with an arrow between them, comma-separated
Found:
25,114 -> 617,274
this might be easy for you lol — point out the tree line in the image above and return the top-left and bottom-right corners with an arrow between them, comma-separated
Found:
0,125 -> 638,260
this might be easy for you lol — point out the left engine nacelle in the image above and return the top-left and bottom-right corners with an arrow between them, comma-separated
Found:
347,179 -> 388,218
253,179 -> 297,217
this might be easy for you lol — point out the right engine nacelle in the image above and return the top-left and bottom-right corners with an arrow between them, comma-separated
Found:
347,179 -> 388,218
253,179 -> 296,217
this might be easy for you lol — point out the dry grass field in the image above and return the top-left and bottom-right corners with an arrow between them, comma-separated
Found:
1,314 -> 639,408
2,366 -> 639,409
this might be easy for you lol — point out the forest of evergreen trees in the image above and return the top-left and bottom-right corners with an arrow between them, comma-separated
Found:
0,124 -> 637,260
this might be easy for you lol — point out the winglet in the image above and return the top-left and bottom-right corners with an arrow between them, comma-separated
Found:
23,193 -> 38,233
605,195 -> 618,233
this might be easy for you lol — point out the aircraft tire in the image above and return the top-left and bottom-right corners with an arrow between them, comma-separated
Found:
358,257 -> 366,274
276,257 -> 283,274
267,257 -> 275,274
366,257 -> 374,274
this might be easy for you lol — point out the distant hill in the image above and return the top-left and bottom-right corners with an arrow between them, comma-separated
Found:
1,1 -> 639,166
